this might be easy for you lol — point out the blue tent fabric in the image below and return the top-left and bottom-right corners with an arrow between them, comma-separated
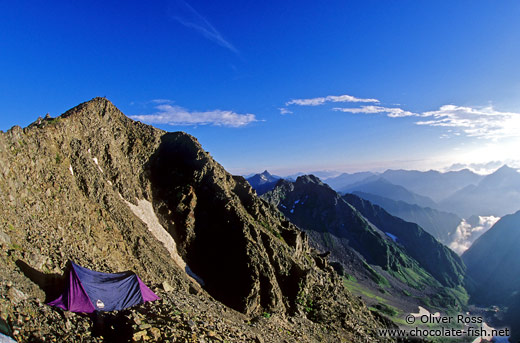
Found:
71,263 -> 144,312
48,261 -> 160,313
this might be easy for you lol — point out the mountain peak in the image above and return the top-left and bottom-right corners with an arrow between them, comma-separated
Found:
374,177 -> 391,184
480,164 -> 520,185
246,170 -> 281,195
295,174 -> 326,186
494,164 -> 518,174
60,97 -> 124,122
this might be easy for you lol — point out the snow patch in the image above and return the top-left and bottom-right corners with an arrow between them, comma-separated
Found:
411,306 -> 439,318
124,198 -> 204,285
385,232 -> 398,242
92,157 -> 103,173
69,164 -> 74,176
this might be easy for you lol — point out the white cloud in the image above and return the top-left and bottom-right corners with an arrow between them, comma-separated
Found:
333,102 -> 520,140
416,105 -> 520,140
169,0 -> 238,54
286,94 -> 379,106
131,104 -> 257,128
279,108 -> 293,115
150,99 -> 173,104
449,216 -> 500,255
333,105 -> 416,118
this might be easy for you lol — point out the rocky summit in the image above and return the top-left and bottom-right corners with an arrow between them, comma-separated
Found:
0,98 -> 393,342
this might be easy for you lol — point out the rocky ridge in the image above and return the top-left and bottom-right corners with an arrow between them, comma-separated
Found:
262,175 -> 467,315
0,98 -> 392,342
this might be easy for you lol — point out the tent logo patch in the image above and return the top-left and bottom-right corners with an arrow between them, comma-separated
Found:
96,299 -> 105,309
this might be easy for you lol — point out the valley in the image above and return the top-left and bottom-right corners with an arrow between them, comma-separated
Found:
247,165 -> 520,342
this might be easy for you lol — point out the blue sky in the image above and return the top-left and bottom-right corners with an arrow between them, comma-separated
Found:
1,1 -> 520,175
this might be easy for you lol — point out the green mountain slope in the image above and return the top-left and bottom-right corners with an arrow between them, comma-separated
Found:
263,175 -> 467,314
343,194 -> 465,288
352,191 -> 462,245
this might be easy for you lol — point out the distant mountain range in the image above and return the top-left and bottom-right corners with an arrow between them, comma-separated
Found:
325,168 -> 483,202
322,165 -> 520,219
440,165 -> 520,217
378,169 -> 484,202
245,166 -> 520,247
324,171 -> 376,191
285,170 -> 342,181
340,177 -> 439,210
262,175 -> 467,314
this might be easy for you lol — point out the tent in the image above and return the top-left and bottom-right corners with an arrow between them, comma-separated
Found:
48,261 -> 159,313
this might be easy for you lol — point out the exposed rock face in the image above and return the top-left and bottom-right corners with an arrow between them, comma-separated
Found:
0,98 -> 391,342
147,131 -> 312,315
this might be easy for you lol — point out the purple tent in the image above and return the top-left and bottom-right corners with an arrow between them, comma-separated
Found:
48,261 -> 160,313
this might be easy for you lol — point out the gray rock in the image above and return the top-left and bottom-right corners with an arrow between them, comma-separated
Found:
8,287 -> 28,304
0,230 -> 10,245
162,281 -> 174,293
